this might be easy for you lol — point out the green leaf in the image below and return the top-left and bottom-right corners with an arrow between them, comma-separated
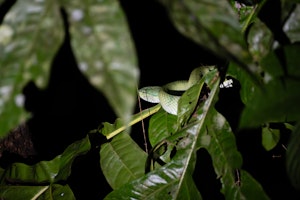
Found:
240,44 -> 300,128
240,78 -> 300,128
62,0 -> 139,122
247,19 -> 273,62
0,184 -> 75,200
104,67 -> 221,199
286,122 -> 300,190
0,136 -> 91,184
283,4 -> 300,43
260,44 -> 300,79
238,170 -> 270,200
227,62 -> 259,105
100,133 -> 147,189
148,109 -> 177,147
194,72 -> 268,198
104,122 -> 203,200
0,0 -> 64,138
197,109 -> 244,198
159,0 -> 257,71
262,127 -> 280,151
177,78 -> 205,126
99,104 -> 161,139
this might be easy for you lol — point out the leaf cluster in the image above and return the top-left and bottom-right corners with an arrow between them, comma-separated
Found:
1,0 -> 300,199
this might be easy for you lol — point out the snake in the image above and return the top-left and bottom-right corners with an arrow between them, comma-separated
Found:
138,66 -> 215,115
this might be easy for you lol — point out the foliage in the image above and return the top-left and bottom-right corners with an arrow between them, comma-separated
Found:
1,0 -> 300,199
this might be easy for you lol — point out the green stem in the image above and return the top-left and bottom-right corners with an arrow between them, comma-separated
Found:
241,0 -> 267,33
106,104 -> 161,140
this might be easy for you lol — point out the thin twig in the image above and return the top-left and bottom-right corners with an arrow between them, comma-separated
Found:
137,87 -> 149,154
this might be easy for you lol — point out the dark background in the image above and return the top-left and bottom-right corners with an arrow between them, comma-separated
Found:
0,0 -> 299,199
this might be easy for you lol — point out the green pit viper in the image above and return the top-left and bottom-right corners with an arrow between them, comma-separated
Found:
138,66 -> 216,115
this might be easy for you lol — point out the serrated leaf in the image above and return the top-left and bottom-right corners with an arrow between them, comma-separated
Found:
62,0 -> 139,122
262,127 -> 280,151
0,136 -> 91,184
0,184 -> 75,200
100,133 -> 147,189
0,0 -> 64,138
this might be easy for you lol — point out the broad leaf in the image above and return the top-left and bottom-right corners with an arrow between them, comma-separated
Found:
104,122 -> 203,200
238,170 -> 270,199
283,4 -> 300,43
286,122 -> 300,190
0,136 -> 91,184
100,133 -> 147,189
247,19 -> 273,62
159,0 -> 261,82
0,0 -> 64,138
227,62 -> 259,105
0,184 -> 75,200
61,0 -> 139,122
148,109 -> 177,147
240,44 -> 300,128
103,67 -> 220,199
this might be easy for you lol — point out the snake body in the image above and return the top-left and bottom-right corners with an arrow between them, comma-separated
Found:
138,66 -> 214,115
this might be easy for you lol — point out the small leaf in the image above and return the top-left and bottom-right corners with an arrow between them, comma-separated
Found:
262,127 -> 280,151
100,133 -> 147,189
